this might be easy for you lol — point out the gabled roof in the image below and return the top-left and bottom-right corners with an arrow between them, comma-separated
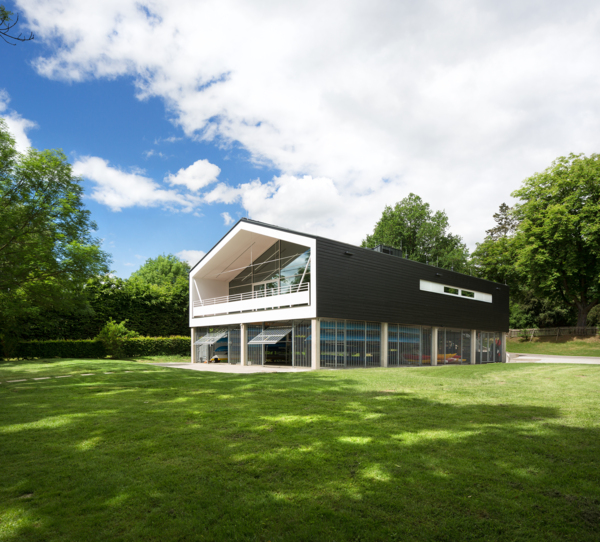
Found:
188,218 -> 318,275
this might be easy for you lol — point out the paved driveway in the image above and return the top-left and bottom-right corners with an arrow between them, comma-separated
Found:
150,362 -> 312,374
508,353 -> 600,365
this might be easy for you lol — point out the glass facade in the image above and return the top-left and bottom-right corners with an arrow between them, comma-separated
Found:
388,324 -> 421,366
228,240 -> 311,298
476,331 -> 503,363
246,320 -> 311,367
320,320 -> 381,368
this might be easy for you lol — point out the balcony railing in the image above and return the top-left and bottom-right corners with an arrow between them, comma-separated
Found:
192,282 -> 310,317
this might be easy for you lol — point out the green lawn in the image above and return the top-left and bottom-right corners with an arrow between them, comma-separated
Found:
507,336 -> 600,357
1,360 -> 599,541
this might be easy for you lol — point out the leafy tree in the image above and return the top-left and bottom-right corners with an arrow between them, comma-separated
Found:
0,5 -> 33,45
128,254 -> 190,290
361,193 -> 470,271
96,318 -> 139,359
0,120 -> 110,357
471,203 -> 521,292
511,153 -> 600,327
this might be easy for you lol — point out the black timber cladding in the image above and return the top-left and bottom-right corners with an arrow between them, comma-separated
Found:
315,238 -> 509,332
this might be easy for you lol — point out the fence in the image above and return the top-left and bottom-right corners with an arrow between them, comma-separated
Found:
508,327 -> 598,339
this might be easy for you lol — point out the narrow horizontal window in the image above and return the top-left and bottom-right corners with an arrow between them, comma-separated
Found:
461,290 -> 475,298
444,286 -> 459,295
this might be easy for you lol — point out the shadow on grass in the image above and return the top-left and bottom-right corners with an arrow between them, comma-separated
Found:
1,367 -> 599,541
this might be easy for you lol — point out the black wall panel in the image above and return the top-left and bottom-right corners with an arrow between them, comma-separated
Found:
315,239 -> 509,332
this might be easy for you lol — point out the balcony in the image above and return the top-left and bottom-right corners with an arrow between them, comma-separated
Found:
192,282 -> 310,318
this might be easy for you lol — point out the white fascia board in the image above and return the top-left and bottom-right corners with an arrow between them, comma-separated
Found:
190,304 -> 316,328
191,221 -> 316,281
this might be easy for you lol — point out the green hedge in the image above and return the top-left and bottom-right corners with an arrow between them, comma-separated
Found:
14,336 -> 190,360
16,339 -> 107,359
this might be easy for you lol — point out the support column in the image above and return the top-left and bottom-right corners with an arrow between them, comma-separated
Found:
502,332 -> 507,363
311,318 -> 320,370
431,327 -> 438,366
191,328 -> 196,364
381,323 -> 389,367
470,329 -> 477,364
240,323 -> 248,366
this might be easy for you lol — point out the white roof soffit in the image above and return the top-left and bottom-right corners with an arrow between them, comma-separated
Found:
248,327 -> 293,345
191,222 -> 312,282
194,329 -> 228,345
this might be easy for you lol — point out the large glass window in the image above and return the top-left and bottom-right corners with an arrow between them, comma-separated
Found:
388,324 -> 421,366
228,240 -> 310,297
320,320 -> 381,368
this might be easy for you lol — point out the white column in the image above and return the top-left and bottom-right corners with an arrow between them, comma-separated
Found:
240,323 -> 248,366
470,330 -> 477,364
431,327 -> 438,366
311,318 -> 320,370
502,332 -> 508,363
381,322 -> 388,367
191,328 -> 196,364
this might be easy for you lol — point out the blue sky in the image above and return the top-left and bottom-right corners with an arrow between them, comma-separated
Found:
3,0 -> 600,277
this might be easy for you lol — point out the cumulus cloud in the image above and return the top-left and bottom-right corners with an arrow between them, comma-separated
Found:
73,156 -> 199,212
176,249 -> 206,266
0,89 -> 37,152
166,159 -> 221,191
19,0 -> 600,245
221,211 -> 234,225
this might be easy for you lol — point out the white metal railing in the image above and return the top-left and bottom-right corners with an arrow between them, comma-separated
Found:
193,282 -> 310,308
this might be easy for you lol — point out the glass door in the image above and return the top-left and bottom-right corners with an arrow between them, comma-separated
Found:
253,283 -> 265,298
253,280 -> 279,297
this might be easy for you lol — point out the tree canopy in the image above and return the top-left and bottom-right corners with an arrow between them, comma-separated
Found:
128,254 -> 190,290
0,119 -> 110,356
510,153 -> 600,327
0,5 -> 34,45
361,193 -> 470,272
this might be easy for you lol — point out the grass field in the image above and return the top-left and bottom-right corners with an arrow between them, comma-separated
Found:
507,335 -> 600,357
1,359 -> 599,541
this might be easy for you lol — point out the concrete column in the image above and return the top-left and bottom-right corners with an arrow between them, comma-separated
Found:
502,332 -> 508,363
240,323 -> 248,366
311,318 -> 320,370
381,322 -> 389,367
470,329 -> 477,364
431,327 -> 438,366
191,328 -> 197,364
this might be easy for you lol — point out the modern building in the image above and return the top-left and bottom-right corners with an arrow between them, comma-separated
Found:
189,219 -> 509,369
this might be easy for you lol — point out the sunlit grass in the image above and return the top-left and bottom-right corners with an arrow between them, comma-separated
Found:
507,335 -> 600,357
1,361 -> 599,541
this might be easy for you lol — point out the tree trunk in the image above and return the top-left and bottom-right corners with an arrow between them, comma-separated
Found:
576,300 -> 598,328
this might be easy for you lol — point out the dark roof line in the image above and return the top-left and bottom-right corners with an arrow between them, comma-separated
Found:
187,218 -> 507,289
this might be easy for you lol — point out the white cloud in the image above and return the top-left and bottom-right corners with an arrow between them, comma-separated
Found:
73,156 -> 199,212
124,262 -> 134,267
20,0 -> 600,246
166,159 -> 221,191
221,211 -> 234,225
176,249 -> 206,266
0,89 -> 37,153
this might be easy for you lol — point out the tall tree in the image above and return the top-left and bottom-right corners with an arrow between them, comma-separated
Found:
128,254 -> 190,290
0,119 -> 110,356
511,153 -> 600,327
361,193 -> 470,271
0,5 -> 34,45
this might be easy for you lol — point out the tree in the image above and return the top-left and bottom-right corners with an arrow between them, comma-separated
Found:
471,203 -> 521,290
0,5 -> 34,45
511,153 -> 600,327
361,193 -> 470,272
128,254 -> 190,290
0,120 -> 110,357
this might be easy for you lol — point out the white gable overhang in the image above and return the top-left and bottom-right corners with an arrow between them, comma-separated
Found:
189,220 -> 317,327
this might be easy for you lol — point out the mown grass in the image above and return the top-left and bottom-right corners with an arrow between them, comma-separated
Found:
507,335 -> 600,357
1,360 -> 599,541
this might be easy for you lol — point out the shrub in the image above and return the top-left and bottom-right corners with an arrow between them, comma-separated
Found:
96,319 -> 140,359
